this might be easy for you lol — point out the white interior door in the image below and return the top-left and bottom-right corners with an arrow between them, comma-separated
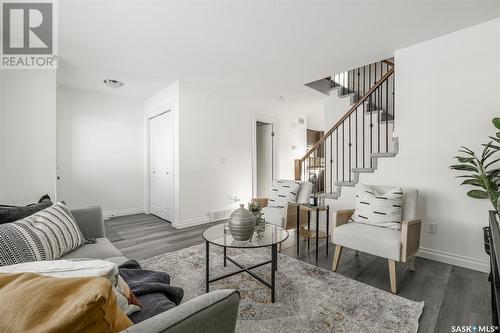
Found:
149,112 -> 174,221
256,123 -> 273,197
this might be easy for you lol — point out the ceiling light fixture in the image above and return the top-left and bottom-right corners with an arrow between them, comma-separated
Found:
103,79 -> 124,88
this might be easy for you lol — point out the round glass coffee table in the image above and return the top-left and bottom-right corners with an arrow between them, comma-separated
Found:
202,223 -> 289,303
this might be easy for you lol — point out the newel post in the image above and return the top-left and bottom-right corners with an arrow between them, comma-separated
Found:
294,159 -> 302,181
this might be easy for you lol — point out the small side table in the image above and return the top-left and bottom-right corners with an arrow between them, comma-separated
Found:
297,204 -> 330,263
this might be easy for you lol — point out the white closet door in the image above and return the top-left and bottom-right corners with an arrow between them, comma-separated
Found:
149,112 -> 174,221
256,124 -> 273,198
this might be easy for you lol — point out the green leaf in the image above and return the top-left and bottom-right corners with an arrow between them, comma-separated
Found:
493,118 -> 500,131
461,179 -> 483,187
485,158 -> 500,169
467,189 -> 489,199
455,175 -> 479,179
482,149 -> 497,163
453,156 -> 476,164
450,164 -> 478,172
459,146 -> 475,156
482,142 -> 493,160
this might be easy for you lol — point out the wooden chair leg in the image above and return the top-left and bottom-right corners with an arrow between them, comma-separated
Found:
408,256 -> 415,272
332,245 -> 343,272
354,250 -> 360,256
388,259 -> 397,294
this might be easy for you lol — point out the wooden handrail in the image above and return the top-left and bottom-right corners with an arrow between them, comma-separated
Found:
383,59 -> 394,67
299,67 -> 394,163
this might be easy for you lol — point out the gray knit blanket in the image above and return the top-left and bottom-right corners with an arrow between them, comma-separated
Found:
118,260 -> 184,324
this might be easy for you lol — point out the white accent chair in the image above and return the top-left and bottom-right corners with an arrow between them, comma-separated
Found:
332,185 -> 421,294
252,181 -> 313,228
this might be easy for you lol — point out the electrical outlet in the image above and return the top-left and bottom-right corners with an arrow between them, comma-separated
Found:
427,222 -> 437,234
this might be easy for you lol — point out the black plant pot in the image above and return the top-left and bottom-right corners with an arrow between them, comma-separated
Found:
484,226 -> 491,256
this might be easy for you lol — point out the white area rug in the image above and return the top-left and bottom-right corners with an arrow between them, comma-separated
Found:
141,244 -> 424,333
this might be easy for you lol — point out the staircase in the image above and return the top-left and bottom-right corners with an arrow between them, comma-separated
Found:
297,59 -> 397,199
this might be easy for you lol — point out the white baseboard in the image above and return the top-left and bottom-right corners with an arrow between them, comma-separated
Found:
103,208 -> 144,219
172,216 -> 212,229
417,247 -> 489,273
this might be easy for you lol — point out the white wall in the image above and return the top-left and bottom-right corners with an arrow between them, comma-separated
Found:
0,70 -> 57,204
329,18 -> 500,272
307,108 -> 325,132
157,82 -> 311,228
57,86 -> 144,216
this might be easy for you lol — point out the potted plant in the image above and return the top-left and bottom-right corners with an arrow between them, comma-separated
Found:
450,118 -> 500,210
450,118 -> 500,255
247,201 -> 265,227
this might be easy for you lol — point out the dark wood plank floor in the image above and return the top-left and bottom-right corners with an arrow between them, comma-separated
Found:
106,213 -> 491,333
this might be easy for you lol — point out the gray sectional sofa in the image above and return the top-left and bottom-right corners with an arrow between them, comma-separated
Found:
65,206 -> 240,333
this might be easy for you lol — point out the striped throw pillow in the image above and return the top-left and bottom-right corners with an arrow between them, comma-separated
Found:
349,184 -> 404,230
268,180 -> 301,208
0,202 -> 85,266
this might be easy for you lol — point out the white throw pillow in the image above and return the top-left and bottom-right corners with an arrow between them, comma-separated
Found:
349,184 -> 404,230
268,180 -> 301,208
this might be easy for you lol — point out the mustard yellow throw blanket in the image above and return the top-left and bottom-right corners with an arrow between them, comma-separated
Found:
0,273 -> 133,333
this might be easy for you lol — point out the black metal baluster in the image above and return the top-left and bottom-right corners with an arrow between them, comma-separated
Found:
363,93 -> 365,168
324,136 -> 326,193
368,64 -> 372,92
374,62 -> 377,86
357,68 -> 360,102
377,86 -> 381,153
363,65 -> 366,96
330,135 -> 333,193
386,78 -> 389,152
355,105 -> 358,169
303,160 -> 305,182
392,74 -> 395,123
335,128 -> 339,181
342,122 -> 345,181
313,148 -> 316,192
348,70 -> 351,93
348,115 -> 351,182
370,92 -> 373,168
343,72 -> 346,95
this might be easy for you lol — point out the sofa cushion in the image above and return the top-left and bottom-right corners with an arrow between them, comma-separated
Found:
0,195 -> 53,224
0,202 -> 85,266
349,184 -> 403,230
0,272 -> 133,333
61,238 -> 123,261
333,222 -> 401,261
268,180 -> 301,208
262,206 -> 285,227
